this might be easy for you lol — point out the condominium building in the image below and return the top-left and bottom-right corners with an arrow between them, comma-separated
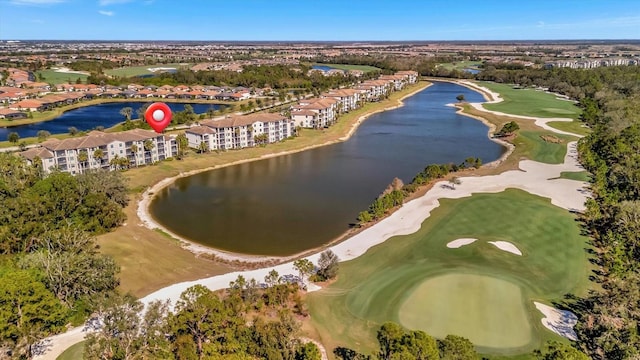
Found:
20,128 -> 178,175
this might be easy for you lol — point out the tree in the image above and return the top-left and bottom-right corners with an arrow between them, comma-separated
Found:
456,94 -> 465,102
439,334 -> 477,360
130,144 -> 139,167
496,121 -> 520,137
8,131 -> 19,144
296,342 -> 321,360
68,126 -> 78,136
534,341 -> 589,360
0,268 -> 67,359
143,139 -> 155,163
357,210 -> 373,225
119,106 -> 133,121
176,133 -> 188,159
198,141 -> 209,154
18,227 -> 119,309
317,250 -> 339,281
78,150 -> 89,173
293,259 -> 314,285
93,148 -> 105,167
264,269 -> 280,287
448,176 -> 461,189
37,130 -> 51,141
85,294 -> 144,360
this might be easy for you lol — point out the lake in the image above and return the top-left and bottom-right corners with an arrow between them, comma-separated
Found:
149,82 -> 506,256
1,102 -> 224,141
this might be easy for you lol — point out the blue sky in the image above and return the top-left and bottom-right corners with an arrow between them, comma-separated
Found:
1,0 -> 639,41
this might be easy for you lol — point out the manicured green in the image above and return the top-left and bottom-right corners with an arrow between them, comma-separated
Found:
399,274 -> 532,349
438,61 -> 483,71
105,63 -> 190,77
312,63 -> 381,73
546,120 -> 591,137
480,82 -> 581,120
36,69 -> 88,84
57,341 -> 85,360
559,171 -> 591,182
307,189 -> 591,356
514,131 -> 577,164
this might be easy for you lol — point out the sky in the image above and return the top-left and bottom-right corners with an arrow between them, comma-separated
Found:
1,0 -> 639,41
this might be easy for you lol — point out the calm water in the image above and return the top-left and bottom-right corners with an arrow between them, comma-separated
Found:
150,82 -> 506,256
312,65 -> 342,72
1,102 -> 223,140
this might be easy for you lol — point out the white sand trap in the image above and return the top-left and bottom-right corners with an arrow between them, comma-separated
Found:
534,302 -> 578,340
446,238 -> 477,248
488,241 -> 522,255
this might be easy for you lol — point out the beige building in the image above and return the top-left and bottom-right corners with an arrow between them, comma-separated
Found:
20,129 -> 177,175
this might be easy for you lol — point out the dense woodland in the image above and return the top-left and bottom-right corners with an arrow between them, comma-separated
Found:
0,157 -> 128,358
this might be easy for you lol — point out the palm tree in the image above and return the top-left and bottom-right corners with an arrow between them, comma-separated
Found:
93,148 -> 105,168
119,107 -> 133,121
77,150 -> 88,173
198,141 -> 208,154
176,133 -> 188,160
130,144 -> 139,167
143,139 -> 155,164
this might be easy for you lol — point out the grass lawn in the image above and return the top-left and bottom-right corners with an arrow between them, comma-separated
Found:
438,61 -> 483,71
547,120 -> 591,137
558,171 -> 591,182
36,69 -> 88,84
312,63 -> 381,73
479,82 -> 581,120
514,131 -> 576,164
399,274 -> 532,349
57,341 -> 84,360
306,189 -> 592,357
105,63 -> 191,78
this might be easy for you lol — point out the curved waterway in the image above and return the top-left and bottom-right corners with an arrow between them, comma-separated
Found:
149,82 -> 506,256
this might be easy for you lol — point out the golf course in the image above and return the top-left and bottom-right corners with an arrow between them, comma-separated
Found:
307,189 -> 591,357
306,80 -> 591,358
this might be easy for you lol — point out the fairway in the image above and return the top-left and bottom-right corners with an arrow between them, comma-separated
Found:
36,69 -> 88,84
105,63 -> 190,77
399,274 -> 532,349
480,82 -> 581,120
307,189 -> 591,356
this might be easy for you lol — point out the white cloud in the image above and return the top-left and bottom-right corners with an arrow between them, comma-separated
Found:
98,10 -> 115,16
98,0 -> 133,5
9,0 -> 65,5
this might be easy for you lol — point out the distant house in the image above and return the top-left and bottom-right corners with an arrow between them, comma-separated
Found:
0,108 -> 28,120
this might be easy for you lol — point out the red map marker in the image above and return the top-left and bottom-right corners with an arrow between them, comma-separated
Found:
145,102 -> 172,133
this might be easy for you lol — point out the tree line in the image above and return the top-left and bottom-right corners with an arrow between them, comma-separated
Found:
0,154 -> 127,358
357,161 -> 482,225
84,273 -> 321,360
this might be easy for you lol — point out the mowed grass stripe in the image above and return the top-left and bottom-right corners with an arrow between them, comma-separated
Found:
399,274 -> 532,349
307,189 -> 591,356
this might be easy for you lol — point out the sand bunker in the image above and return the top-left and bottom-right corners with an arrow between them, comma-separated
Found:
488,241 -> 522,255
534,302 -> 578,340
446,238 -> 478,248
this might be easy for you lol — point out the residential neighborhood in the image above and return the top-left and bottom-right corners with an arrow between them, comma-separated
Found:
12,69 -> 418,175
